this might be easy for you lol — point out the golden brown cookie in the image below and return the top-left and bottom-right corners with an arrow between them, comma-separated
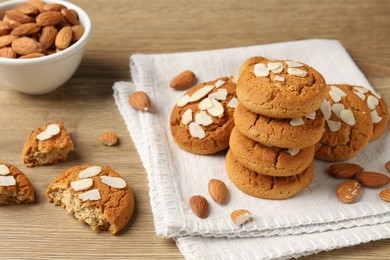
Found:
236,57 -> 327,118
229,127 -> 314,176
225,150 -> 314,200
22,121 -> 74,167
347,85 -> 388,141
315,84 -> 373,161
0,162 -> 35,205
234,103 -> 325,148
170,76 -> 237,154
46,165 -> 134,235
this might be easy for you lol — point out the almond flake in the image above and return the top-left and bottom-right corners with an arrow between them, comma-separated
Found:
326,120 -> 341,132
286,148 -> 300,156
195,111 -> 213,126
354,91 -> 366,101
305,112 -> 316,120
208,89 -> 228,101
45,123 -> 60,136
287,68 -> 307,77
330,86 -> 347,97
100,176 -> 127,189
214,79 -> 226,88
190,85 -> 215,102
367,95 -> 379,110
329,90 -> 342,103
321,100 -> 332,120
0,165 -> 10,176
189,122 -> 206,139
0,176 -> 16,186
331,103 -> 345,118
176,95 -> 191,107
290,117 -> 304,126
267,62 -> 283,73
227,97 -> 238,108
79,166 -> 102,178
36,131 -> 53,141
354,86 -> 369,94
274,75 -> 285,82
371,110 -> 382,123
286,60 -> 304,68
71,178 -> 93,192
372,90 -> 382,99
340,109 -> 356,126
231,75 -> 238,83
78,189 -> 101,202
253,63 -> 269,77
198,97 -> 214,110
181,109 -> 192,125
207,99 -> 224,117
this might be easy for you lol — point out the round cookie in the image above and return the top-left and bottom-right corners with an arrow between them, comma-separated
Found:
170,76 -> 237,154
0,162 -> 35,205
229,127 -> 315,177
46,165 -> 134,235
315,84 -> 373,161
234,103 -> 325,148
225,150 -> 314,200
347,85 -> 388,141
236,56 -> 327,118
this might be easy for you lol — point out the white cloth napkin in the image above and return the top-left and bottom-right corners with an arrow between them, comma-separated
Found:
113,39 -> 390,259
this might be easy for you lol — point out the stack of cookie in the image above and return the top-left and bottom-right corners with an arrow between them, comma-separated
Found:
226,57 -> 327,199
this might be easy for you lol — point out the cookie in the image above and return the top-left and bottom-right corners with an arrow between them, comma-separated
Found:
22,121 -> 74,167
170,76 -> 237,154
236,57 -> 327,118
225,150 -> 314,200
234,103 -> 325,148
46,165 -> 134,235
0,162 -> 35,205
229,127 -> 314,176
348,85 -> 388,141
315,84 -> 373,161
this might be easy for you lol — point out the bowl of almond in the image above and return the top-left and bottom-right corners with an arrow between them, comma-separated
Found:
0,0 -> 91,94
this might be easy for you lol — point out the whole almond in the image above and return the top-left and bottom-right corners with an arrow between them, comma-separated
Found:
16,3 -> 39,15
231,209 -> 253,226
19,52 -> 45,59
0,35 -> 18,48
71,25 -> 84,42
379,188 -> 390,202
336,179 -> 361,203
99,132 -> 118,146
39,26 -> 57,49
356,172 -> 390,188
28,0 -> 45,12
385,161 -> 390,172
0,47 -> 16,58
170,70 -> 196,90
3,15 -> 22,29
129,91 -> 151,111
55,26 -> 72,49
11,36 -> 43,56
329,163 -> 363,179
61,8 -> 80,25
208,179 -> 228,204
189,195 -> 209,218
36,11 -> 64,27
11,23 -> 40,36
5,10 -> 35,24
43,3 -> 66,12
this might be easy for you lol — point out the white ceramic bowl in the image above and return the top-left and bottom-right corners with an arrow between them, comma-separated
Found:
0,0 -> 91,95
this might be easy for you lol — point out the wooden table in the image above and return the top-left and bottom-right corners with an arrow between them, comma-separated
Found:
0,0 -> 389,259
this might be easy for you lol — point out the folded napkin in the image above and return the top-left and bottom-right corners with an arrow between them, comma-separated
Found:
113,39 -> 390,258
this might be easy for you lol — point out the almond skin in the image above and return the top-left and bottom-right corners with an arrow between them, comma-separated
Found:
329,163 -> 363,179
208,179 -> 228,204
379,188 -> 390,202
5,10 -> 35,24
0,35 -> 18,48
0,47 -> 16,58
16,3 -> 39,15
11,36 -> 43,56
39,26 -> 57,50
170,70 -> 196,90
129,91 -> 151,111
55,26 -> 72,49
43,3 -> 66,12
61,8 -> 80,25
36,11 -> 64,27
28,0 -> 45,12
71,25 -> 84,42
99,132 -> 118,146
336,179 -> 361,203
356,172 -> 390,188
11,23 -> 40,36
2,15 -> 22,29
189,195 -> 209,218
231,209 -> 253,226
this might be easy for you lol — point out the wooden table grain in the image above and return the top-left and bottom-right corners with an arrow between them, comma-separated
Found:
0,0 -> 389,259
